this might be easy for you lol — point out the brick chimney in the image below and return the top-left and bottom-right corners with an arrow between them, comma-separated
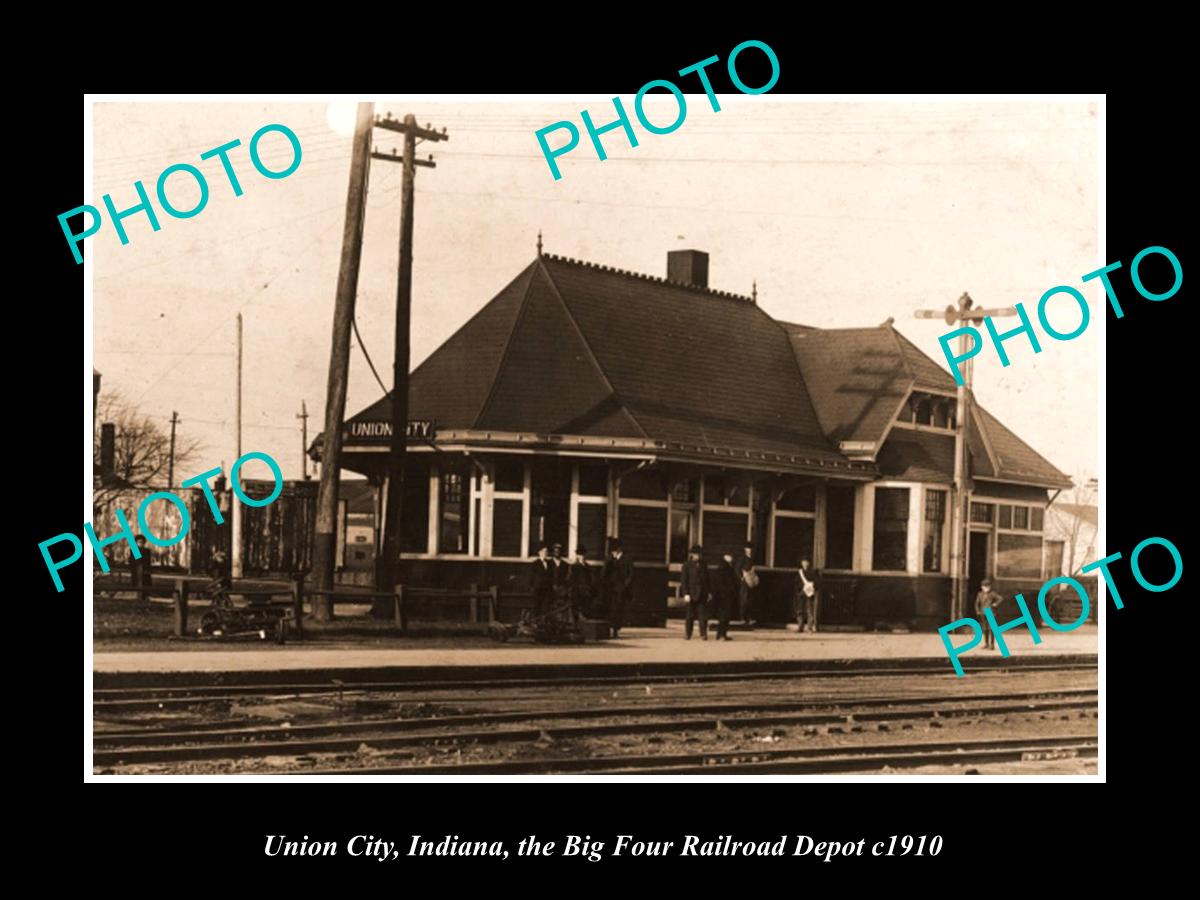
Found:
667,249 -> 709,288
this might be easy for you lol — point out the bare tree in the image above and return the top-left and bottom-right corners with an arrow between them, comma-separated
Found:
1049,475 -> 1098,576
93,392 -> 203,514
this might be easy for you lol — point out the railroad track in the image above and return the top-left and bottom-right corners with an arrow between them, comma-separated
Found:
93,688 -> 1096,768
92,661 -> 1098,711
300,735 -> 1100,775
94,687 -> 1096,745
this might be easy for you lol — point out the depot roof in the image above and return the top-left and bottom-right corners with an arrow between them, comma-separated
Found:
336,253 -> 1070,489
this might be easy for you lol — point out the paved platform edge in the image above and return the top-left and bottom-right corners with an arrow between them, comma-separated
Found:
93,653 -> 1098,690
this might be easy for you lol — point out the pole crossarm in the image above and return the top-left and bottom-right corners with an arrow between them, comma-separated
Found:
909,289 -> 1014,627
372,150 -> 436,168
374,116 -> 449,143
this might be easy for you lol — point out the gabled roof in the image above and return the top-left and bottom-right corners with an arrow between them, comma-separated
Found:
784,325 -> 910,444
786,320 -> 1071,490
971,404 -> 1073,489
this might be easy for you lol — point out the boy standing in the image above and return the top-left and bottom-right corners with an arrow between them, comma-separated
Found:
794,559 -> 819,634
975,578 -> 1005,650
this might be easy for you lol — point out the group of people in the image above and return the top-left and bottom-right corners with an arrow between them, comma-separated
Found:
531,537 -> 824,641
678,542 -> 821,641
529,538 -> 635,637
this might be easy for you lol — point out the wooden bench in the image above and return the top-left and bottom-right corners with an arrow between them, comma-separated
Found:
395,584 -> 499,634
306,586 -> 403,629
295,584 -> 499,635
94,574 -> 181,604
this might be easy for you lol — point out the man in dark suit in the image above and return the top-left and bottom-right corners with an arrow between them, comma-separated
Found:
794,558 -> 820,634
530,542 -> 556,615
566,544 -> 595,620
602,538 -> 635,637
552,542 -> 569,593
679,544 -> 711,640
713,551 -> 738,641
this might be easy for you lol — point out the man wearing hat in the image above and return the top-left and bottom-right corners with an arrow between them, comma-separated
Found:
712,551 -> 738,640
602,538 -> 635,637
530,541 -> 556,616
974,577 -> 1005,650
679,544 -> 711,640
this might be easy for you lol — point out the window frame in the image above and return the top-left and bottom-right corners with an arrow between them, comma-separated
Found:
921,486 -> 949,574
871,485 -> 912,573
768,483 -> 817,568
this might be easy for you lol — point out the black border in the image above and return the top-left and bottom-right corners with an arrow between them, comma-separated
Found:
35,29 -> 1184,885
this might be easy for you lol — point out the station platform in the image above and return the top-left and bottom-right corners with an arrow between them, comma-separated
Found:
92,621 -> 1098,682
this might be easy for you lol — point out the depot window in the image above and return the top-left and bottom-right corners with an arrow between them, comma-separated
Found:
872,487 -> 910,572
438,458 -> 471,555
489,457 -> 528,559
824,485 -> 856,570
997,503 -> 1045,533
903,391 -> 955,431
703,474 -> 750,508
400,456 -> 431,553
771,483 -> 816,569
923,488 -> 947,573
970,502 -> 994,524
530,458 -> 572,553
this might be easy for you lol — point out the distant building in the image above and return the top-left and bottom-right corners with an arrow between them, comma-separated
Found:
1045,499 -> 1098,577
319,249 -> 1072,628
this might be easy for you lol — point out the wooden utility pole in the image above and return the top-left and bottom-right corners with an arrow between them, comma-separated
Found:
372,113 -> 448,591
312,102 -> 376,620
297,400 -> 310,480
231,313 -> 244,578
167,411 -> 179,488
914,293 -> 1016,623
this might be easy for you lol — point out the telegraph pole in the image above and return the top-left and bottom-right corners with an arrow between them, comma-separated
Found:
297,400 -> 310,480
312,102 -> 376,620
167,411 -> 179,488
231,313 -> 244,578
914,293 -> 1016,624
372,113 -> 448,592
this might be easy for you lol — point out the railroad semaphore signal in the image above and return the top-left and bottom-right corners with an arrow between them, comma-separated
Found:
914,293 -> 1017,623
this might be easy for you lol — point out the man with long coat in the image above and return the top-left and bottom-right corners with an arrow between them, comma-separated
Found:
679,544 -> 711,640
566,544 -> 595,619
713,551 -> 738,641
530,542 -> 556,615
602,538 -> 635,637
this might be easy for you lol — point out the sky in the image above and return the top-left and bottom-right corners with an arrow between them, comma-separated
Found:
90,97 -> 1100,488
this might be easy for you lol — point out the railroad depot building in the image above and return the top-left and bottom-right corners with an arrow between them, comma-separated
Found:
328,249 -> 1072,629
